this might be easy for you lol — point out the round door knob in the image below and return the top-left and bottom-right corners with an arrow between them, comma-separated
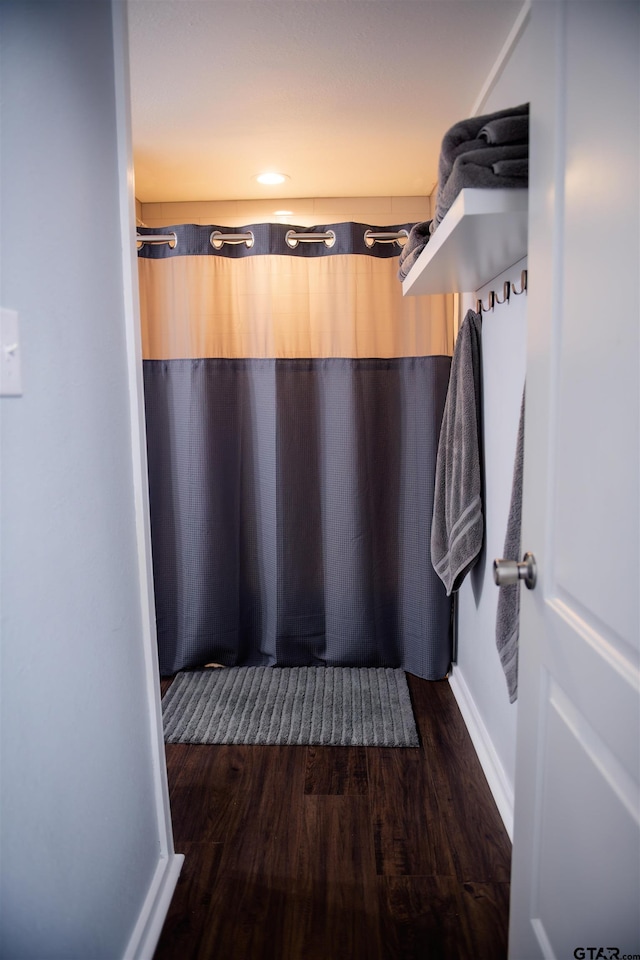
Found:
493,552 -> 537,590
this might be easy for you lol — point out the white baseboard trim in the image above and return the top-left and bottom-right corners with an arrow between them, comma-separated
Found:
448,669 -> 514,840
124,852 -> 185,960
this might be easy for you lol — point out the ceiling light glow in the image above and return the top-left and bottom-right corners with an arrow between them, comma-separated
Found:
274,210 -> 293,216
256,172 -> 288,185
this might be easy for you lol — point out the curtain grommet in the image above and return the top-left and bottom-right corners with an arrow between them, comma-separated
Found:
210,230 -> 254,250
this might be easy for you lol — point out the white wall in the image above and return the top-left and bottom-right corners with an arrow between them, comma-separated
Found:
139,195 -> 430,229
448,8 -> 534,837
451,260 -> 527,836
0,3 -> 177,956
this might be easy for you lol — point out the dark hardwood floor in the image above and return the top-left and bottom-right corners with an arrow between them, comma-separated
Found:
154,673 -> 511,960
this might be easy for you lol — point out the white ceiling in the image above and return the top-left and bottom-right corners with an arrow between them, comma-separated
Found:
128,0 -> 525,204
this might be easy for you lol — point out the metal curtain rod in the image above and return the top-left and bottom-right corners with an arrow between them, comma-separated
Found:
285,229 -> 335,248
476,269 -> 528,314
136,228 -> 409,250
136,232 -> 177,247
364,229 -> 409,246
210,231 -> 254,249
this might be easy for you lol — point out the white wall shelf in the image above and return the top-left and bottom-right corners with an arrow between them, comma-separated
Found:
402,188 -> 528,296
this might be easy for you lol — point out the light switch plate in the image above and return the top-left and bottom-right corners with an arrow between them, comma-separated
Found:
0,307 -> 23,397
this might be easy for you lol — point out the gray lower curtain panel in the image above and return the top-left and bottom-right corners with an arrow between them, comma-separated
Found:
144,356 -> 452,679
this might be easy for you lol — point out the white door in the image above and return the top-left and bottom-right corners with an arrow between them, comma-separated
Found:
508,3 -> 640,958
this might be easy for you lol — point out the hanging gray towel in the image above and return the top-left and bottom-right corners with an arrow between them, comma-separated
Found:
496,389 -> 525,703
431,309 -> 483,595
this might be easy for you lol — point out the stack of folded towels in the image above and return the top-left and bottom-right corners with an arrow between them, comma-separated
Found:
398,102 -> 529,280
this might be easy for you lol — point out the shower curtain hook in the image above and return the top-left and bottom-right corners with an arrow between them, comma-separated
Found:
512,269 -> 528,295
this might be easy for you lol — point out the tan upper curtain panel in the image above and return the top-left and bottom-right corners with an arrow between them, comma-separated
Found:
139,254 -> 454,360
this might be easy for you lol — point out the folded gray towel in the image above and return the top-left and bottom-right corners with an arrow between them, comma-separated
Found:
492,158 -> 529,178
495,389 -> 525,703
430,103 -> 529,235
431,310 -> 483,595
436,103 -> 529,197
397,220 -> 432,280
432,144 -> 529,232
479,114 -> 529,146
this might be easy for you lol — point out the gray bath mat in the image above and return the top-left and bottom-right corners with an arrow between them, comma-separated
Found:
161,666 -> 419,747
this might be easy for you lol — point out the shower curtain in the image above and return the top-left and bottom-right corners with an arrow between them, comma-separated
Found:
138,221 -> 454,678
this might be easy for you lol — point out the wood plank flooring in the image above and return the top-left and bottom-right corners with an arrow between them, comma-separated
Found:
154,673 -> 511,960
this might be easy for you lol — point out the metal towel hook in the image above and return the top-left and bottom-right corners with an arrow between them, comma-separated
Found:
512,269 -> 528,295
475,290 -> 495,315
495,280 -> 511,305
476,270 -> 528,314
